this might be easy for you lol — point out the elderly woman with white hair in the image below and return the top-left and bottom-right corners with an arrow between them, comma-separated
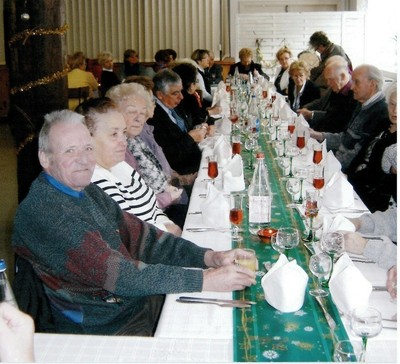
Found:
106,82 -> 189,228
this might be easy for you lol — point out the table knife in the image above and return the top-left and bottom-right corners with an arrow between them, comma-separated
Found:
314,296 -> 337,331
178,296 -> 256,305
177,297 -> 251,308
186,227 -> 230,232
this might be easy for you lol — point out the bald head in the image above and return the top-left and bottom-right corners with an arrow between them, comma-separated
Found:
324,60 -> 352,93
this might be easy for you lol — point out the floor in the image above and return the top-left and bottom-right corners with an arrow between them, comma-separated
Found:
0,121 -> 18,280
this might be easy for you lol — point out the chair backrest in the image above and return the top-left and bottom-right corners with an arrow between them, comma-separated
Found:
68,86 -> 90,104
12,255 -> 55,332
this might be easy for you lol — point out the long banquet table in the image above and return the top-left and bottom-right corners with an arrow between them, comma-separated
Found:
34,131 -> 397,362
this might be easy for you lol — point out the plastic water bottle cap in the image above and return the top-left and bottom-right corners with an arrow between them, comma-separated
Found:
256,152 -> 265,159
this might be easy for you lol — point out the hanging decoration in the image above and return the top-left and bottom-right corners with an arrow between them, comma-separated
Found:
9,23 -> 69,94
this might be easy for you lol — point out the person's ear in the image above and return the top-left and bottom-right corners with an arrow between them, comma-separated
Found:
38,150 -> 50,169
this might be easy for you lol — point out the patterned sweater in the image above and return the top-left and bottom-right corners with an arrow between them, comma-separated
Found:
12,173 -> 207,334
91,162 -> 172,231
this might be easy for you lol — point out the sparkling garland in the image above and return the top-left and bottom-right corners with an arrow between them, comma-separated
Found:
10,66 -> 69,95
8,23 -> 69,47
9,23 -> 70,95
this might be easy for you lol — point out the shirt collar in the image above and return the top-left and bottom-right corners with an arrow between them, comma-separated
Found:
362,90 -> 384,108
44,172 -> 85,199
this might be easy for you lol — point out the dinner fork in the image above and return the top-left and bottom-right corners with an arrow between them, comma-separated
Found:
176,298 -> 250,308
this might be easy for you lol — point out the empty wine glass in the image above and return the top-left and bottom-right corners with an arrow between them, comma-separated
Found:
304,214 -> 323,243
271,233 -> 285,255
286,144 -> 299,177
207,155 -> 219,184
294,166 -> 309,204
230,194 -> 244,241
277,156 -> 290,180
279,128 -> 291,157
320,232 -> 345,283
286,178 -> 300,207
309,253 -> 332,297
333,340 -> 365,362
276,227 -> 300,259
350,307 -> 382,358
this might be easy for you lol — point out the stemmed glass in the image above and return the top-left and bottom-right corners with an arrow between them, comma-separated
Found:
276,227 -> 300,259
303,190 -> 320,242
309,253 -> 332,297
333,340 -> 365,362
286,178 -> 300,207
294,166 -> 309,204
207,155 -> 219,185
296,129 -> 306,155
313,164 -> 325,197
271,233 -> 285,255
320,232 -> 345,283
287,117 -> 296,135
272,118 -> 281,141
304,214 -> 323,243
277,156 -> 290,180
313,143 -> 323,165
229,194 -> 244,241
244,135 -> 258,169
231,134 -> 241,155
350,307 -> 382,359
279,128 -> 291,157
286,144 -> 299,178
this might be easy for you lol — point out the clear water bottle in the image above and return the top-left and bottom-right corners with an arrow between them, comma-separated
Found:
248,152 -> 272,234
0,259 -> 18,307
248,93 -> 260,132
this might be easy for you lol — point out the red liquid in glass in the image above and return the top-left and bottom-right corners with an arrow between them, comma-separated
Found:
229,208 -> 243,225
313,178 -> 325,190
262,90 -> 268,99
232,142 -> 241,155
296,136 -> 306,149
313,150 -> 323,164
305,200 -> 319,218
208,161 -> 219,179
271,95 -> 276,103
288,124 -> 295,134
226,84 -> 231,93
230,114 -> 239,124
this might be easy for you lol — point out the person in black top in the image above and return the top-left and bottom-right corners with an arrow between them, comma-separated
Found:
228,48 -> 269,80
98,51 -> 120,96
204,51 -> 223,86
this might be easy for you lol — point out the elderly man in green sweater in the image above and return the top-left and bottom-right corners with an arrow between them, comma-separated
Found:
12,109 -> 256,336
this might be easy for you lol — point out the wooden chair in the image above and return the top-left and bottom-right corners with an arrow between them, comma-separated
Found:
67,86 -> 90,104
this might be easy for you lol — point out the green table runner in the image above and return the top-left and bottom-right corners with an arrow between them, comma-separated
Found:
232,133 -> 349,362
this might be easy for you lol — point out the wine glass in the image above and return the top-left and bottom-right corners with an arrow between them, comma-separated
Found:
320,232 -> 345,283
207,155 -> 219,185
229,194 -> 244,241
271,233 -> 285,255
313,143 -> 323,165
313,164 -> 325,196
279,128 -> 291,157
276,227 -> 300,259
350,307 -> 382,357
277,156 -> 290,180
293,166 -> 309,204
333,340 -> 365,362
287,117 -> 296,135
231,134 -> 241,155
286,144 -> 299,178
286,178 -> 300,207
296,129 -> 306,155
304,213 -> 323,243
229,100 -> 240,132
309,253 -> 332,297
272,118 -> 281,141
244,136 -> 258,169
303,190 -> 320,242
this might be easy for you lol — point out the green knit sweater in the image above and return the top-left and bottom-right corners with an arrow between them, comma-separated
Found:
12,173 -> 207,334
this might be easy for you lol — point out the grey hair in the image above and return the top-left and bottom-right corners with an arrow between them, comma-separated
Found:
385,82 -> 397,102
152,68 -> 182,95
356,64 -> 384,91
39,110 -> 85,154
106,82 -> 153,115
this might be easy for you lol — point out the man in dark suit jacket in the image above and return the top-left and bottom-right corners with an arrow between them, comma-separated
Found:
147,69 -> 207,176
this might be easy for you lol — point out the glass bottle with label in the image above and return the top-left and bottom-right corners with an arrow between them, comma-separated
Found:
248,152 -> 272,234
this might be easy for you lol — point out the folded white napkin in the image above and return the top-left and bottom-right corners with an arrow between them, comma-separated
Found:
322,172 -> 354,210
261,255 -> 309,313
200,183 -> 230,228
329,254 -> 372,315
323,214 -> 356,233
296,114 -> 309,128
323,151 -> 341,184
223,154 -> 245,192
212,87 -> 229,115
280,103 -> 297,121
214,117 -> 232,135
213,135 -> 232,167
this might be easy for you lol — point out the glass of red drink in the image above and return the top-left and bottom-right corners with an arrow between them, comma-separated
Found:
287,117 -> 296,135
207,155 -> 219,184
312,165 -> 325,196
232,135 -> 241,155
296,130 -> 306,155
230,194 -> 244,241
313,143 -> 323,164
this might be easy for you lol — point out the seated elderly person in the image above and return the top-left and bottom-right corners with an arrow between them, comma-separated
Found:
98,51 -> 120,96
106,83 -> 189,229
347,84 -> 397,212
191,49 -> 213,107
343,208 -> 397,299
12,109 -> 256,335
204,51 -> 223,86
147,69 -> 206,176
297,56 -> 357,133
80,97 -> 181,236
287,60 -> 320,111
228,47 -> 269,80
310,64 -> 389,173
273,46 -> 292,96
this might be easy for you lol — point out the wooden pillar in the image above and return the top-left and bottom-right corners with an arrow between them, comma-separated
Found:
4,0 -> 67,201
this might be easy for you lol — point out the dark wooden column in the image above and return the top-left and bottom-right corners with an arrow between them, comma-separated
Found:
4,0 -> 67,201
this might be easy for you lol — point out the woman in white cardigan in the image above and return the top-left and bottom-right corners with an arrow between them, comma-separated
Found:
273,47 -> 293,96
